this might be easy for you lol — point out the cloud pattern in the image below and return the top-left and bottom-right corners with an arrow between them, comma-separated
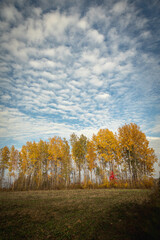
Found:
0,0 -> 160,175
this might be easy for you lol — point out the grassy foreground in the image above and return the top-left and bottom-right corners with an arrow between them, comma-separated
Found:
0,189 -> 160,240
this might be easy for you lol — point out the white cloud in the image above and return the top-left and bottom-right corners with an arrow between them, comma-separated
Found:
112,1 -> 127,15
70,80 -> 85,88
43,11 -> 78,41
1,5 -> 22,22
0,0 -> 159,179
135,17 -> 148,29
81,49 -> 99,63
1,94 -> 11,102
86,6 -> 109,27
140,31 -> 151,39
92,59 -> 117,75
87,29 -> 104,44
95,93 -> 110,101
103,61 -> 116,71
1,39 -> 28,62
77,18 -> 89,30
32,7 -> 42,17
147,137 -> 160,141
30,59 -> 62,69
0,107 -> 74,141
89,78 -> 103,87
25,18 -> 44,43
151,117 -> 160,134
74,67 -> 91,79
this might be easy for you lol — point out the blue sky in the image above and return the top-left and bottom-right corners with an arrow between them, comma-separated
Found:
0,0 -> 160,176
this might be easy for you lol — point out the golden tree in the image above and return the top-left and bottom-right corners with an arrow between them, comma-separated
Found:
86,140 -> 97,182
70,133 -> 87,184
94,129 -> 120,181
48,136 -> 69,188
61,138 -> 71,187
0,146 -> 10,188
118,123 -> 157,181
37,139 -> 49,188
9,145 -> 19,189
19,144 -> 30,189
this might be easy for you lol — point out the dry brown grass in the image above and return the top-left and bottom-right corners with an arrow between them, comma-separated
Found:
0,189 -> 159,240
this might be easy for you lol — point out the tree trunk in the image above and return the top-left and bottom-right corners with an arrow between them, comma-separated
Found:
79,165 -> 81,184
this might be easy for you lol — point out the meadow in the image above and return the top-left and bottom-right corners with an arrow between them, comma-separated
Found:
0,189 -> 159,240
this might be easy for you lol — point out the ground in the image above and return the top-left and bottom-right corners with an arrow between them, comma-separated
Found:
0,189 -> 160,240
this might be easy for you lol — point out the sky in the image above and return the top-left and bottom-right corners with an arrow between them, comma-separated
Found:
0,0 -> 160,176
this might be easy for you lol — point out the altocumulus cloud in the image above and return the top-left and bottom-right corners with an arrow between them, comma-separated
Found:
0,0 -> 160,176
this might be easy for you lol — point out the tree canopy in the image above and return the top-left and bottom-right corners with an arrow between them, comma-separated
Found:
0,123 -> 157,190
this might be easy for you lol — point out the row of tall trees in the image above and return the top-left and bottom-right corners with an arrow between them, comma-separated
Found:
0,123 -> 157,190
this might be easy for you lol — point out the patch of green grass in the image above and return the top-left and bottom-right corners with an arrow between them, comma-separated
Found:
0,189 -> 159,240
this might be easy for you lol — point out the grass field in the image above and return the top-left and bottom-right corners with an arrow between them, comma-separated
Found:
0,189 -> 160,240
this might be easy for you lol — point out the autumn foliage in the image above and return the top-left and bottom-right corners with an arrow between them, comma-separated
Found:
0,123 -> 157,190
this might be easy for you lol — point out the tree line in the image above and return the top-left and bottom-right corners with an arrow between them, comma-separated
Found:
0,123 -> 157,190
